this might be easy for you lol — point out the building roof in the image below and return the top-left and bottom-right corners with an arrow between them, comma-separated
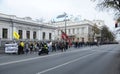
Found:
50,19 -> 94,28
0,13 -> 56,29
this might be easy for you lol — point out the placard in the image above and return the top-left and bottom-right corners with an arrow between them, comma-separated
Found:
5,43 -> 18,53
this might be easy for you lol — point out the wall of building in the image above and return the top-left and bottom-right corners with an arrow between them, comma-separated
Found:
54,21 -> 94,42
0,13 -> 105,43
0,15 -> 55,42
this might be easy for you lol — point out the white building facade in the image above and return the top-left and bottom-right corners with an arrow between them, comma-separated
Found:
0,13 -> 105,44
52,20 -> 104,42
0,13 -> 56,42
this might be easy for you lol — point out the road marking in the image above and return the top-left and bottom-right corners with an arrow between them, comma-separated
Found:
36,52 -> 96,74
87,49 -> 118,53
0,46 -> 109,66
0,48 -> 93,66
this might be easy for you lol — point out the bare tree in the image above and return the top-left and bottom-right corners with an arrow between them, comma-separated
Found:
92,0 -> 120,20
101,25 -> 115,42
92,24 -> 100,41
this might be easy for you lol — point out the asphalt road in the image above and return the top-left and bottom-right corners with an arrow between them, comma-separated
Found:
0,44 -> 120,74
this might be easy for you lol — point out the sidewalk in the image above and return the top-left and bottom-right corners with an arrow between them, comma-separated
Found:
0,46 -> 4,54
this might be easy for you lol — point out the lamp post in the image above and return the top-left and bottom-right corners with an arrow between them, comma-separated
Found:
64,16 -> 67,34
57,12 -> 68,34
0,38 -> 1,47
11,19 -> 14,41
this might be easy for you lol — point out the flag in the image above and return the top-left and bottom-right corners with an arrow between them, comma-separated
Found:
13,31 -> 20,40
61,30 -> 68,40
61,30 -> 72,46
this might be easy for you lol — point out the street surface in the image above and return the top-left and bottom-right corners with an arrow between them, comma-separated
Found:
0,44 -> 120,74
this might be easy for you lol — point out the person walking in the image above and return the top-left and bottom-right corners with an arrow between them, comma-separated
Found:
20,41 -> 24,54
25,42 -> 29,54
30,42 -> 33,54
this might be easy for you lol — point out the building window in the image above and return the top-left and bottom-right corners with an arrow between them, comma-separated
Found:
68,29 -> 70,34
81,27 -> 85,34
77,28 -> 79,34
26,31 -> 30,39
33,31 -> 36,39
49,33 -> 52,40
43,32 -> 45,40
82,37 -> 84,42
18,30 -> 22,39
2,28 -> 8,39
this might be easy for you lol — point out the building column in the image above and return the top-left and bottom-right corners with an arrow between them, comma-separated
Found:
40,31 -> 43,40
23,30 -> 26,40
30,30 -> 33,40
52,30 -> 55,40
37,30 -> 41,40
39,28 -> 42,40
8,27 -> 11,40
12,27 -> 17,40
46,32 -> 49,40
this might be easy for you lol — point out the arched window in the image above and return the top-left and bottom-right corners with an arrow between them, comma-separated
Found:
33,31 -> 36,39
43,32 -> 45,40
2,28 -> 8,39
26,31 -> 30,39
18,30 -> 22,39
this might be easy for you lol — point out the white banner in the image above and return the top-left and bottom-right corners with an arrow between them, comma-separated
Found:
5,43 -> 18,53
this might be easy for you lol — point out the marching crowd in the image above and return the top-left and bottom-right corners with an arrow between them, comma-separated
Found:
18,41 -> 70,55
17,41 -> 100,55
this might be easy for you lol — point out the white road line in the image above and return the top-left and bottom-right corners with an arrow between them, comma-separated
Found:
36,52 -> 96,74
89,49 -> 120,53
0,48 -> 93,66
0,53 -> 62,66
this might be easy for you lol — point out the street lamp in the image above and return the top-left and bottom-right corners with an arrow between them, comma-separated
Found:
64,16 -> 67,34
10,19 -> 14,41
57,12 -> 68,34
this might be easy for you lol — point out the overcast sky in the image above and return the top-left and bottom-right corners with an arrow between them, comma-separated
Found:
0,0 -> 115,30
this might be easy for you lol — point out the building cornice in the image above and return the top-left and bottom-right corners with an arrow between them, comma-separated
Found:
56,23 -> 93,29
0,13 -> 56,29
